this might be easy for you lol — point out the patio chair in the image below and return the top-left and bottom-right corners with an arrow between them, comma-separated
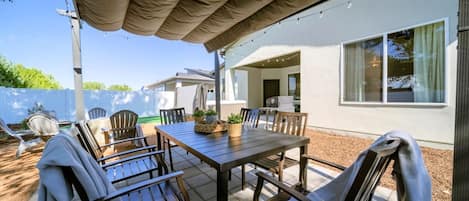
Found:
37,132 -> 189,201
253,138 -> 401,201
75,121 -> 168,183
109,109 -> 139,142
240,108 -> 260,128
258,108 -> 277,130
26,112 -> 60,137
88,107 -> 107,119
242,111 -> 308,189
0,118 -> 43,158
160,107 -> 186,171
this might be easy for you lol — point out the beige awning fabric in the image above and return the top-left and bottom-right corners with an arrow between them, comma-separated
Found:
73,0 -> 322,52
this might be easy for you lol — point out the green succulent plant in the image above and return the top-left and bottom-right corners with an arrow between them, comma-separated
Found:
227,113 -> 243,124
193,110 -> 205,117
205,109 -> 217,116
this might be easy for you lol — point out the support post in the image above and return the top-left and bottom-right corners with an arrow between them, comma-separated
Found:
214,51 -> 221,119
453,1 -> 469,200
70,15 -> 85,121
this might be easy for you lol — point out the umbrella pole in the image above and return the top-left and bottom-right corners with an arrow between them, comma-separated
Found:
214,51 -> 221,119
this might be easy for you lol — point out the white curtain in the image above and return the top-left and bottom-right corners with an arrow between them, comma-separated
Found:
413,22 -> 445,102
344,43 -> 366,102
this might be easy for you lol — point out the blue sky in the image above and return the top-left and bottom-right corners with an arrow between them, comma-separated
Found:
0,1 -> 214,90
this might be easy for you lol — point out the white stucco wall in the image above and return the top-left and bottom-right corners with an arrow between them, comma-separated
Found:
224,0 -> 458,146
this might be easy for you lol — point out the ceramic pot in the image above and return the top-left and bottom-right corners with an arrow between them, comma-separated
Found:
228,123 -> 242,138
205,115 -> 217,124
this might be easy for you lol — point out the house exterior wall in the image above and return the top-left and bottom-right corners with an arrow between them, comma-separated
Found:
224,0 -> 458,146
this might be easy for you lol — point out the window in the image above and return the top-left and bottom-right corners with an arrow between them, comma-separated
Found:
342,21 -> 445,104
288,73 -> 301,100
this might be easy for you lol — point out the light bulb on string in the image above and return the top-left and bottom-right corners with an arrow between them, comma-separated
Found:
347,1 -> 352,9
319,11 -> 324,18
296,18 -> 300,24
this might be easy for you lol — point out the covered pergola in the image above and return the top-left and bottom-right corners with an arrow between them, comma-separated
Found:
62,0 -> 468,200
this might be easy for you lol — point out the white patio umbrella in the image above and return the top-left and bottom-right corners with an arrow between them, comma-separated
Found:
193,84 -> 208,112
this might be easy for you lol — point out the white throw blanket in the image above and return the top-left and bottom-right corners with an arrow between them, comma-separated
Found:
37,131 -> 116,201
304,131 -> 431,201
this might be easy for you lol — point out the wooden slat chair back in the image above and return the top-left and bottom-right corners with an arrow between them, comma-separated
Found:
345,139 -> 400,201
258,108 -> 277,130
159,107 -> 187,171
76,121 -> 104,160
109,109 -> 138,141
272,111 -> 308,136
26,113 -> 60,136
88,107 -> 107,119
160,108 -> 186,125
240,108 -> 260,128
254,139 -> 401,201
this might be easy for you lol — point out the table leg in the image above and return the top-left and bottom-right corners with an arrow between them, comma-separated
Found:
299,144 -> 309,189
217,170 -> 229,201
156,131 -> 163,176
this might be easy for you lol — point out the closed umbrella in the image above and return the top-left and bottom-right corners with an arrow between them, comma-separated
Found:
193,84 -> 208,112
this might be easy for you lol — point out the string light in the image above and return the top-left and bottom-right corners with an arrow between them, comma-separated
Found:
228,0 -> 354,52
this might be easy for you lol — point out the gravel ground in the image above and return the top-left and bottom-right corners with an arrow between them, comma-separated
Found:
305,129 -> 453,201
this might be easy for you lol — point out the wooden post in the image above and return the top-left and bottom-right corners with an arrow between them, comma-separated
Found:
453,1 -> 469,200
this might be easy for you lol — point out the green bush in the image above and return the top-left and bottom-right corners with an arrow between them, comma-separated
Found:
193,110 -> 205,117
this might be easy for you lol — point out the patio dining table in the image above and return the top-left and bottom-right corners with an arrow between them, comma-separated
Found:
155,122 -> 310,201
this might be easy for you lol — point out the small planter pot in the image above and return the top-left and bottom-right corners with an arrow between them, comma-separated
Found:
205,115 -> 217,124
228,123 -> 242,138
193,116 -> 204,123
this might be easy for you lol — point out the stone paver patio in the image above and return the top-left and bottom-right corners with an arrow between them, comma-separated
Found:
151,146 -> 398,201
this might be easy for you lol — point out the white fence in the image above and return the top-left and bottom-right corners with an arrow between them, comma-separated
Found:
0,87 -> 174,124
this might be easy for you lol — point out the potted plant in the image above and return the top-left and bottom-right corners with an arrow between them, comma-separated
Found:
227,113 -> 243,138
205,109 -> 217,124
193,110 -> 205,123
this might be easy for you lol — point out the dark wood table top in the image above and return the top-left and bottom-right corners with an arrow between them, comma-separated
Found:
155,122 -> 310,172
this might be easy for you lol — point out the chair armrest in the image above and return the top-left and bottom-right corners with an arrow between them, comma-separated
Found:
103,171 -> 184,201
109,127 -> 136,132
254,172 -> 310,201
97,145 -> 157,163
100,136 -> 147,148
101,150 -> 164,168
302,154 -> 347,171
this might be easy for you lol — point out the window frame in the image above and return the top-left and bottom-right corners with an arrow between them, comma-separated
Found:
339,18 -> 449,106
288,72 -> 301,100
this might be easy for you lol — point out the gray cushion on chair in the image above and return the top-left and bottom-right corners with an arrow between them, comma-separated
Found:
37,131 -> 116,201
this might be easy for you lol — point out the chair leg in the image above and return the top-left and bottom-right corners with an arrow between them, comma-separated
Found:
229,169 -> 232,180
241,164 -> 246,190
167,139 -> 174,171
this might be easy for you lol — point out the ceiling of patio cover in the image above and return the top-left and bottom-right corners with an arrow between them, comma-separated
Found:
73,0 -> 322,52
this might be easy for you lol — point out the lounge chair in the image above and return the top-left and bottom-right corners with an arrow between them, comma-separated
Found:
109,109 -> 139,142
74,121 -> 168,183
37,132 -> 189,201
0,118 -> 43,158
26,112 -> 60,137
88,107 -> 107,119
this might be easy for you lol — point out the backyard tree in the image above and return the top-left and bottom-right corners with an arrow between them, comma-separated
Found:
108,84 -> 132,91
0,56 -> 25,88
13,64 -> 62,89
84,81 -> 106,90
